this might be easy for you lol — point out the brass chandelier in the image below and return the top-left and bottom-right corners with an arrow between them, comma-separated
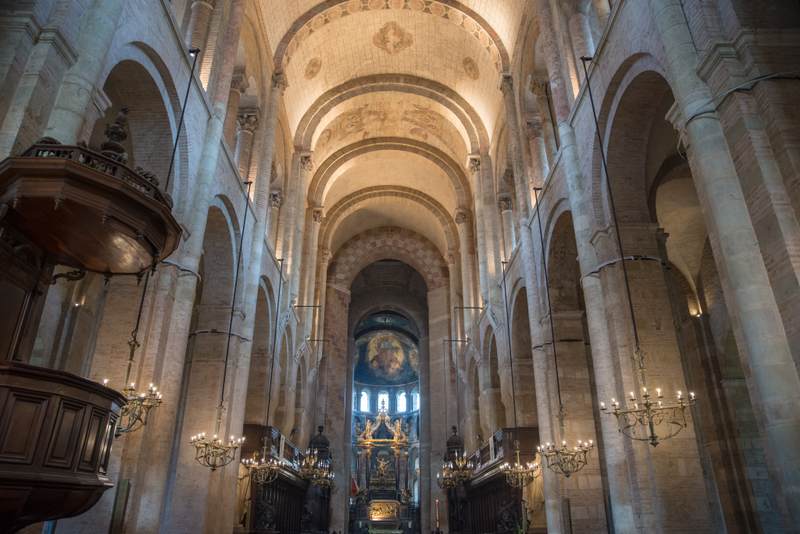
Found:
189,183 -> 251,470
537,440 -> 594,478
500,443 -> 541,489
581,56 -> 697,448
300,450 -> 335,488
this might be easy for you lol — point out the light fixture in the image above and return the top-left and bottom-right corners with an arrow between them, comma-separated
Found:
599,388 -> 695,447
241,258 -> 285,484
581,56 -> 698,448
500,441 -> 541,488
531,187 -> 594,477
537,440 -> 594,478
190,433 -> 245,471
190,182 -> 252,470
113,271 -> 163,437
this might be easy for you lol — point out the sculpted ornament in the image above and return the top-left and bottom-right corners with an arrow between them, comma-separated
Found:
468,157 -> 481,174
463,57 -> 480,80
373,21 -> 414,55
304,57 -> 322,80
300,154 -> 314,172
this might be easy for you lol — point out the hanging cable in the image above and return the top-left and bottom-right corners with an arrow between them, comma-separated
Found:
216,181 -> 253,433
532,187 -> 564,425
164,48 -> 200,193
580,56 -> 643,375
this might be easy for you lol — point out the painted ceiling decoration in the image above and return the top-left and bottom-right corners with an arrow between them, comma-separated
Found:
277,0 -> 506,72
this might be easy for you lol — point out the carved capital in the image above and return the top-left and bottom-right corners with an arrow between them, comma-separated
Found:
300,154 -> 314,172
269,190 -> 283,208
272,70 -> 289,92
236,112 -> 259,133
530,79 -> 548,97
497,195 -> 513,212
500,73 -> 514,95
454,208 -> 469,225
231,67 -> 249,94
467,156 -> 481,174
312,207 -> 323,223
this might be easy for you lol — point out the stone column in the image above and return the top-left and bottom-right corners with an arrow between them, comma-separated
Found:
298,206 -> 323,333
467,157 -> 489,305
223,67 -> 247,149
286,153 -> 314,304
498,194 -> 516,259
234,110 -> 258,180
322,284 -> 352,532
269,189 -> 283,247
569,12 -> 595,81
447,250 -> 463,339
500,74 -> 531,219
425,284 -> 451,532
454,208 -> 477,327
651,0 -> 800,521
43,0 -> 125,144
184,0 -> 215,51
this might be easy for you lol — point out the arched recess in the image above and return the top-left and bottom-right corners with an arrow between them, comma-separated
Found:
274,327 -> 294,436
308,137 -> 471,209
94,43 -> 188,205
478,327 -> 506,438
509,287 -> 536,426
244,278 -> 275,427
466,357 -> 482,450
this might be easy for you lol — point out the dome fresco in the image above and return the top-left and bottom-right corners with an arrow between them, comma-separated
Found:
354,329 -> 419,386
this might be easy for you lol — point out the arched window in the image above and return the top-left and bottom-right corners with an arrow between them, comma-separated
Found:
377,391 -> 390,412
411,389 -> 420,411
360,390 -> 370,412
397,391 -> 407,413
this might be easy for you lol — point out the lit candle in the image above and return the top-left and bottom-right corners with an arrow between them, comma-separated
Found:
102,378 -> 109,385
600,401 -> 606,410
435,498 -> 440,527
656,388 -> 662,398
629,391 -> 635,400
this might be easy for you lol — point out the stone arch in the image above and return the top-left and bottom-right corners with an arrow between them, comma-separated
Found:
273,0 -> 511,75
308,137 -> 471,209
327,227 -> 449,290
244,278 -> 276,426
590,53 -> 670,228
294,74 -> 489,151
510,286 -> 536,426
319,186 -> 460,256
96,42 -> 187,205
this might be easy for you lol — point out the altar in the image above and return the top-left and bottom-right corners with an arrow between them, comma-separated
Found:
350,403 -> 418,534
